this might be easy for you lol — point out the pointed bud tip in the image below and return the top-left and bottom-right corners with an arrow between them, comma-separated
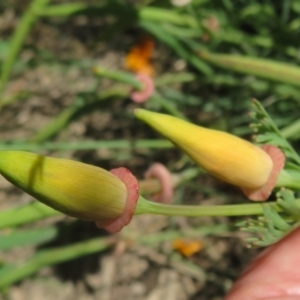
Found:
134,108 -> 147,118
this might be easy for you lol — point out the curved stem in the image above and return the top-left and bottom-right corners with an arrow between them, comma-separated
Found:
135,196 -> 300,217
135,196 -> 262,217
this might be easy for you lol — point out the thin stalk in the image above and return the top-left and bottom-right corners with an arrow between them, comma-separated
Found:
0,139 -> 173,151
93,67 -> 144,90
135,196 -> 300,217
0,0 -> 50,94
154,72 -> 196,87
135,196 -> 265,216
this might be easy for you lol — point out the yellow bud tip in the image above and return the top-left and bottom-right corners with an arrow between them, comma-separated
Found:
134,108 -> 145,118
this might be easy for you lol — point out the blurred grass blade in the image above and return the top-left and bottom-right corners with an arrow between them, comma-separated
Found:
139,7 -> 198,27
0,139 -> 173,151
0,227 -> 58,250
93,67 -> 143,90
38,3 -> 198,28
155,72 -> 196,87
0,237 -> 114,289
37,2 -> 88,16
0,202 -> 60,230
141,21 -> 213,76
199,51 -> 300,87
0,0 -> 50,94
281,119 -> 300,140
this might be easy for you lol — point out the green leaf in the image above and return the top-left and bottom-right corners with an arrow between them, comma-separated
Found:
238,189 -> 300,247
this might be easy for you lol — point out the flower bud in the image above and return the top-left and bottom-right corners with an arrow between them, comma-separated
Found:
135,109 -> 284,200
0,151 -> 139,232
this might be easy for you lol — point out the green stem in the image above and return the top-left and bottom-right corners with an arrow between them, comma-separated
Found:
0,0 -> 50,94
0,139 -> 172,151
135,196 -> 266,216
276,169 -> 300,189
93,67 -> 144,90
155,72 -> 196,87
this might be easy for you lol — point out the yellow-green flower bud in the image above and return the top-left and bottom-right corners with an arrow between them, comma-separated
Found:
0,151 -> 139,232
135,109 -> 285,200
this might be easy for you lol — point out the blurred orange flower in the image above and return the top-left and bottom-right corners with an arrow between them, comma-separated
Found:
126,38 -> 155,77
173,238 -> 204,257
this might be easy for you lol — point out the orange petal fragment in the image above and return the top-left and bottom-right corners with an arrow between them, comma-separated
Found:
96,167 -> 139,233
144,163 -> 173,203
241,145 -> 285,201
125,38 -> 155,76
173,239 -> 204,257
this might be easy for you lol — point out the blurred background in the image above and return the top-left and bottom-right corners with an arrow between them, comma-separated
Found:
0,0 -> 300,299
